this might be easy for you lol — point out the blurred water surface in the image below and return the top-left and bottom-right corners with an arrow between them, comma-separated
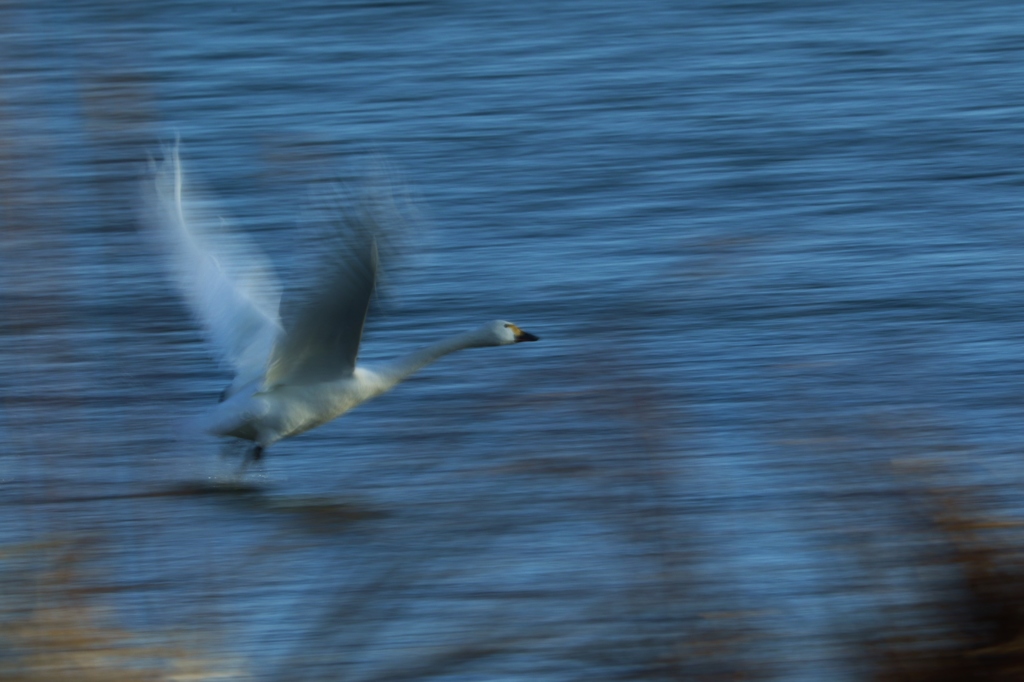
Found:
4,1 -> 1024,679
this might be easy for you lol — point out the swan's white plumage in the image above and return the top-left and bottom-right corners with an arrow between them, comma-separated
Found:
143,145 -> 537,456
147,145 -> 283,392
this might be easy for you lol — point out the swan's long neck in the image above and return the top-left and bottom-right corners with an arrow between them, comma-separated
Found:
374,328 -> 487,391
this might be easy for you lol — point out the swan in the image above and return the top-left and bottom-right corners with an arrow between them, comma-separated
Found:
144,144 -> 538,465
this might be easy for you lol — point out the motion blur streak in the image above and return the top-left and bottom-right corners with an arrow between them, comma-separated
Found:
3,2 -> 1024,680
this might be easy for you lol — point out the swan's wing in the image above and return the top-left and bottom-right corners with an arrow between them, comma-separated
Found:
143,145 -> 283,385
264,197 -> 381,387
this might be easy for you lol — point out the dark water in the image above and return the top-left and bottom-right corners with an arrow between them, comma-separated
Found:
5,2 -> 1024,679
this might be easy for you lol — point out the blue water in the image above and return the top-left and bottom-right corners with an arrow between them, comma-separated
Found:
4,2 -> 1024,679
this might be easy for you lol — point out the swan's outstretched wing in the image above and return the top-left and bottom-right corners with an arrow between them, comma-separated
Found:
144,145 -> 283,387
264,196 -> 381,387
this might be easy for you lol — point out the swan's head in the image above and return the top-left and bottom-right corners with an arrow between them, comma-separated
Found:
479,320 -> 539,346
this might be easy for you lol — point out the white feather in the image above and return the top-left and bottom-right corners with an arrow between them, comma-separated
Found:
144,144 -> 282,392
143,143 -> 538,460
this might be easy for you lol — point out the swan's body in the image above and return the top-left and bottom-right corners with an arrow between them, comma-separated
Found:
145,145 -> 537,462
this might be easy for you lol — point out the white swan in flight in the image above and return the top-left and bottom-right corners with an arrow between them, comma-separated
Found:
144,145 -> 538,464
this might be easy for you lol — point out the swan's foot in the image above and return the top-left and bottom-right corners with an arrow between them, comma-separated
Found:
235,444 -> 264,476
219,440 -> 266,476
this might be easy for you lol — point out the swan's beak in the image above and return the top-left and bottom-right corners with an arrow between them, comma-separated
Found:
514,329 -> 539,343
